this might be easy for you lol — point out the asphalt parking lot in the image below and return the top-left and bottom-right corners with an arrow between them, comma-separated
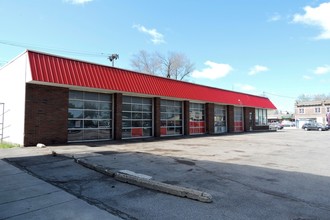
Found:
2,128 -> 330,219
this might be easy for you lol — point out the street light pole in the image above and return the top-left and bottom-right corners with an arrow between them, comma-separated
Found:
108,54 -> 119,67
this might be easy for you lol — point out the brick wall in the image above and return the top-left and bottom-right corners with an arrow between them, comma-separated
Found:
227,106 -> 234,132
244,107 -> 254,131
113,93 -> 122,140
183,101 -> 190,135
206,103 -> 214,134
24,84 -> 68,146
154,97 -> 161,137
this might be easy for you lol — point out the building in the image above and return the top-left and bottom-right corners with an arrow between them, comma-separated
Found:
295,100 -> 330,128
0,50 -> 276,146
267,109 -> 295,127
295,100 -> 330,127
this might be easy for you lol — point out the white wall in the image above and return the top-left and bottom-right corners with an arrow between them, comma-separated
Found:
0,52 -> 30,145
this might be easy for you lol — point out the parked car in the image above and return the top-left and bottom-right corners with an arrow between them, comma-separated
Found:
302,122 -> 328,131
269,122 -> 284,130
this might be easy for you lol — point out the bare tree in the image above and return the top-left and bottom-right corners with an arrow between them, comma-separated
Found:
130,50 -> 194,81
130,50 -> 161,75
296,93 -> 330,102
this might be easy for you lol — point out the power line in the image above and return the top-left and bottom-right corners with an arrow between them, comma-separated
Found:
0,40 -> 111,58
263,91 -> 296,99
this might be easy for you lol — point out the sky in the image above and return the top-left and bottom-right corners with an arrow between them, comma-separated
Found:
1,0 -> 330,112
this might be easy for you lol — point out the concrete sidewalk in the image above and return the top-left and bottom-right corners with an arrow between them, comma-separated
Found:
0,159 -> 121,220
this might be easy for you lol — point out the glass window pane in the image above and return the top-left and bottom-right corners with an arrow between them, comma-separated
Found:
85,92 -> 98,100
175,120 -> 182,126
143,98 -> 152,104
99,129 -> 111,139
84,101 -> 99,110
99,94 -> 110,102
84,110 -> 99,119
122,104 -> 131,111
122,120 -> 132,128
143,120 -> 152,127
84,120 -> 98,128
132,104 -> 142,111
132,120 -> 142,127
122,112 -> 131,119
122,129 -> 131,138
123,96 -> 131,103
143,105 -> 152,112
69,100 -> 83,109
175,127 -> 182,134
99,111 -> 110,119
68,120 -> 83,128
99,120 -> 111,128
132,97 -> 142,104
100,102 -> 110,110
160,113 -> 167,120
132,112 -> 142,119
69,91 -> 83,99
143,128 -> 152,136
84,130 -> 99,140
143,113 -> 152,119
68,130 -> 83,141
68,109 -> 83,119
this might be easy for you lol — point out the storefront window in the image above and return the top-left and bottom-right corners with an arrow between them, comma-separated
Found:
160,99 -> 183,136
255,108 -> 267,126
68,91 -> 112,142
214,105 -> 227,133
122,96 -> 152,138
189,103 -> 205,134
234,107 -> 244,132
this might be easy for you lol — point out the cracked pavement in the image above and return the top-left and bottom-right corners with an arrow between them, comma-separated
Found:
2,129 -> 330,219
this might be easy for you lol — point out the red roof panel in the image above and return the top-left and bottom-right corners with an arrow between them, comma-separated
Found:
27,50 -> 276,109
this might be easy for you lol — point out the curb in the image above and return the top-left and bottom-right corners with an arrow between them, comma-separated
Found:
115,172 -> 212,203
74,157 -> 212,203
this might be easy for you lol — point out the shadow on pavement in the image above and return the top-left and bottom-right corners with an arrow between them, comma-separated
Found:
3,149 -> 330,220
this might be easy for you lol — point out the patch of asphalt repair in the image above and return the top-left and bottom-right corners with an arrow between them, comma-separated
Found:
71,153 -> 213,203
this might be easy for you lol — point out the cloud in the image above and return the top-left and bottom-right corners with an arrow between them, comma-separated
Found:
133,24 -> 165,44
293,2 -> 330,39
234,83 -> 256,91
248,65 -> 269,75
191,61 -> 233,80
64,0 -> 93,4
268,13 -> 281,22
314,65 -> 330,75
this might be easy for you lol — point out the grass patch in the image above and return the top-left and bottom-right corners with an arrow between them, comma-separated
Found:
0,142 -> 19,149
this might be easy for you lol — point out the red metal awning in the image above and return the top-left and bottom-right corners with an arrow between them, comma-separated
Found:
27,50 -> 276,109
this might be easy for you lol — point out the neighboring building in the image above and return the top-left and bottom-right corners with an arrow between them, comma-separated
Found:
295,100 -> 330,128
0,50 -> 276,146
267,110 -> 295,127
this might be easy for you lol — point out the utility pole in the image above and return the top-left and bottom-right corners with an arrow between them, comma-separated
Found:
108,54 -> 119,67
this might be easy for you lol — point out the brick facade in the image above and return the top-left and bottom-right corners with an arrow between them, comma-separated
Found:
227,106 -> 235,132
206,103 -> 215,134
24,84 -> 68,146
183,101 -> 190,135
153,97 -> 161,137
113,93 -> 122,140
23,85 -> 267,145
